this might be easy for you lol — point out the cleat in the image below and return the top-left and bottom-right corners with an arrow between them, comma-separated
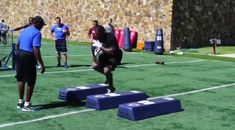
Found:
17,102 -> 24,109
56,64 -> 61,67
107,89 -> 112,94
64,64 -> 69,69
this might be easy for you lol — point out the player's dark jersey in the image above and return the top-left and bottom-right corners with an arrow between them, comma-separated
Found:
97,33 -> 122,66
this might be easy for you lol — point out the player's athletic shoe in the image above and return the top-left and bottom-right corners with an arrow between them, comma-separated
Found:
56,63 -> 61,67
64,63 -> 69,69
21,104 -> 37,112
17,102 -> 24,109
107,87 -> 116,93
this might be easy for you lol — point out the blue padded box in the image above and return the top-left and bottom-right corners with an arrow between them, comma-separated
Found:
86,91 -> 148,110
144,41 -> 155,51
118,97 -> 183,121
58,84 -> 108,103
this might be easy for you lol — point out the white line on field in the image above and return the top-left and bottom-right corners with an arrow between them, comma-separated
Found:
42,52 -> 141,58
0,109 -> 95,128
124,60 -> 205,68
0,82 -> 234,128
0,60 -> 206,78
148,82 -> 235,99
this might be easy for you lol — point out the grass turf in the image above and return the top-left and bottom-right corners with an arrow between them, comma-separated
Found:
0,41 -> 235,130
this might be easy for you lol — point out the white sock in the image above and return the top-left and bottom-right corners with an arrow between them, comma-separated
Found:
24,102 -> 31,106
19,99 -> 24,103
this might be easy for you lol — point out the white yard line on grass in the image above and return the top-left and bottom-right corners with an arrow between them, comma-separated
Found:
124,60 -> 205,68
217,53 -> 235,58
0,82 -> 235,128
148,82 -> 235,100
42,52 -> 141,58
0,60 -> 206,78
0,109 -> 95,128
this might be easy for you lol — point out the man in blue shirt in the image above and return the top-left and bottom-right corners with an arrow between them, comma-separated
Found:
15,16 -> 46,112
51,17 -> 70,68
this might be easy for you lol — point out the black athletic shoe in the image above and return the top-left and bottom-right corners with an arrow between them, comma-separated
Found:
21,104 -> 37,112
56,64 -> 61,67
17,102 -> 24,109
104,80 -> 108,84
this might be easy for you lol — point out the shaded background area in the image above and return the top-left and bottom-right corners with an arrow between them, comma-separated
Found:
171,0 -> 235,49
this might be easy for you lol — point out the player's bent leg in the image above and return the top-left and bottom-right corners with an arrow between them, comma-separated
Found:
92,63 -> 104,74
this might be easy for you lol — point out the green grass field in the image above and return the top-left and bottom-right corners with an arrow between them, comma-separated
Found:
0,41 -> 235,130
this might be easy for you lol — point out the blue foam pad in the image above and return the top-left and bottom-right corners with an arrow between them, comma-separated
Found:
144,41 -> 155,51
86,91 -> 148,110
118,97 -> 183,121
58,84 -> 108,103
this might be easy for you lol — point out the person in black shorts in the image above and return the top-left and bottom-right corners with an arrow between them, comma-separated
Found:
51,17 -> 70,68
92,25 -> 121,92
15,16 -> 46,112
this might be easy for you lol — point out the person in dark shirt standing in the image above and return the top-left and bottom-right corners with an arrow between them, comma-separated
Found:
92,25 -> 120,93
103,18 -> 122,65
15,16 -> 46,112
51,17 -> 70,68
13,17 -> 33,31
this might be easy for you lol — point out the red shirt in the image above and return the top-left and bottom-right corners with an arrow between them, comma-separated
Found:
88,26 -> 98,40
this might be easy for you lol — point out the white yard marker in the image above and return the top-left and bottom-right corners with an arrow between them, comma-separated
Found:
0,60 -> 206,78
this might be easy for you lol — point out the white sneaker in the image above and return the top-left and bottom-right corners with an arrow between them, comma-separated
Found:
107,88 -> 112,94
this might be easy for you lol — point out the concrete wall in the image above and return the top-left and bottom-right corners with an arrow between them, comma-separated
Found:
0,0 -> 173,50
